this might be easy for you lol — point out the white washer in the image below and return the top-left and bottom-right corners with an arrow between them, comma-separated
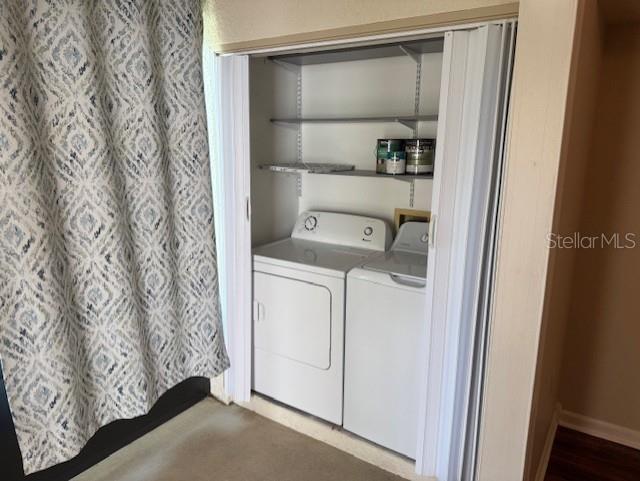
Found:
344,221 -> 429,458
252,211 -> 392,424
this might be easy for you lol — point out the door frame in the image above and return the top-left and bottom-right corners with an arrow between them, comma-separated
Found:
208,19 -> 515,479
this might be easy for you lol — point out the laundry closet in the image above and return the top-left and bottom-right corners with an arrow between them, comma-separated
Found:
212,20 -> 515,480
249,35 -> 441,458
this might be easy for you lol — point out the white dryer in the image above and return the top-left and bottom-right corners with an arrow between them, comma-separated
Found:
344,221 -> 429,458
252,211 -> 392,424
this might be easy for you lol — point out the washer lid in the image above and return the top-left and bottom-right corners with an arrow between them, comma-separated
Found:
253,238 -> 378,276
361,250 -> 427,280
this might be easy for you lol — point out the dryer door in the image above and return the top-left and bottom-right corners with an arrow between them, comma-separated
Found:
253,271 -> 331,369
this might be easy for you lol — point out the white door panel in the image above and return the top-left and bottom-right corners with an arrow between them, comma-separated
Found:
253,272 -> 331,369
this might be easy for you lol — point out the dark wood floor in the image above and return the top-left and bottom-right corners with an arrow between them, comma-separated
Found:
545,426 -> 640,481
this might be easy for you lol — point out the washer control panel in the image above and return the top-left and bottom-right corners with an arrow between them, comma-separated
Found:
292,211 -> 391,251
392,221 -> 430,254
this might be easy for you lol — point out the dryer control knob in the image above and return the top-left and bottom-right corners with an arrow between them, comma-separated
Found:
304,215 -> 318,231
364,226 -> 373,236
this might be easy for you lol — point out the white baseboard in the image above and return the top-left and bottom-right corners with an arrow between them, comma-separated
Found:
560,410 -> 640,451
534,403 -> 561,481
238,394 -> 433,481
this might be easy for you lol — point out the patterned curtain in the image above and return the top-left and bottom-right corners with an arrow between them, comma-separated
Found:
0,0 -> 229,474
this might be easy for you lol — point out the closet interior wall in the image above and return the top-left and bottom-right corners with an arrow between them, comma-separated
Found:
249,45 -> 444,246
250,59 -> 300,246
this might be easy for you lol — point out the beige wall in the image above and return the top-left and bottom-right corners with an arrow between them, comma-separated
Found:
559,22 -> 640,432
527,1 -> 640,476
203,0 -> 518,51
524,1 -> 604,479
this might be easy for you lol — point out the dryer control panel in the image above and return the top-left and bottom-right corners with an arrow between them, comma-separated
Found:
292,211 -> 392,251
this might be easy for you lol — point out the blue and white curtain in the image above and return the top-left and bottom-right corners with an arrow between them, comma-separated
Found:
0,0 -> 229,473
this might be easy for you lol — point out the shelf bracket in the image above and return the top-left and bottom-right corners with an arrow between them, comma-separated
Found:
270,58 -> 300,74
296,65 -> 302,163
409,179 -> 415,207
412,53 -> 423,139
271,120 -> 300,129
296,173 -> 302,197
399,45 -> 421,64
398,119 -> 418,130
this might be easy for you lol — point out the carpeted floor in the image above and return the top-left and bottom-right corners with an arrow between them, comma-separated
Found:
73,398 -> 407,481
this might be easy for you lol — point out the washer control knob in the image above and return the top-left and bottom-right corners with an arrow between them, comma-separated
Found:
304,215 -> 318,231
364,226 -> 373,236
421,233 -> 429,243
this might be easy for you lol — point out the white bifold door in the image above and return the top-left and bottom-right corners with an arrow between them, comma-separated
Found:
416,22 -> 516,481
